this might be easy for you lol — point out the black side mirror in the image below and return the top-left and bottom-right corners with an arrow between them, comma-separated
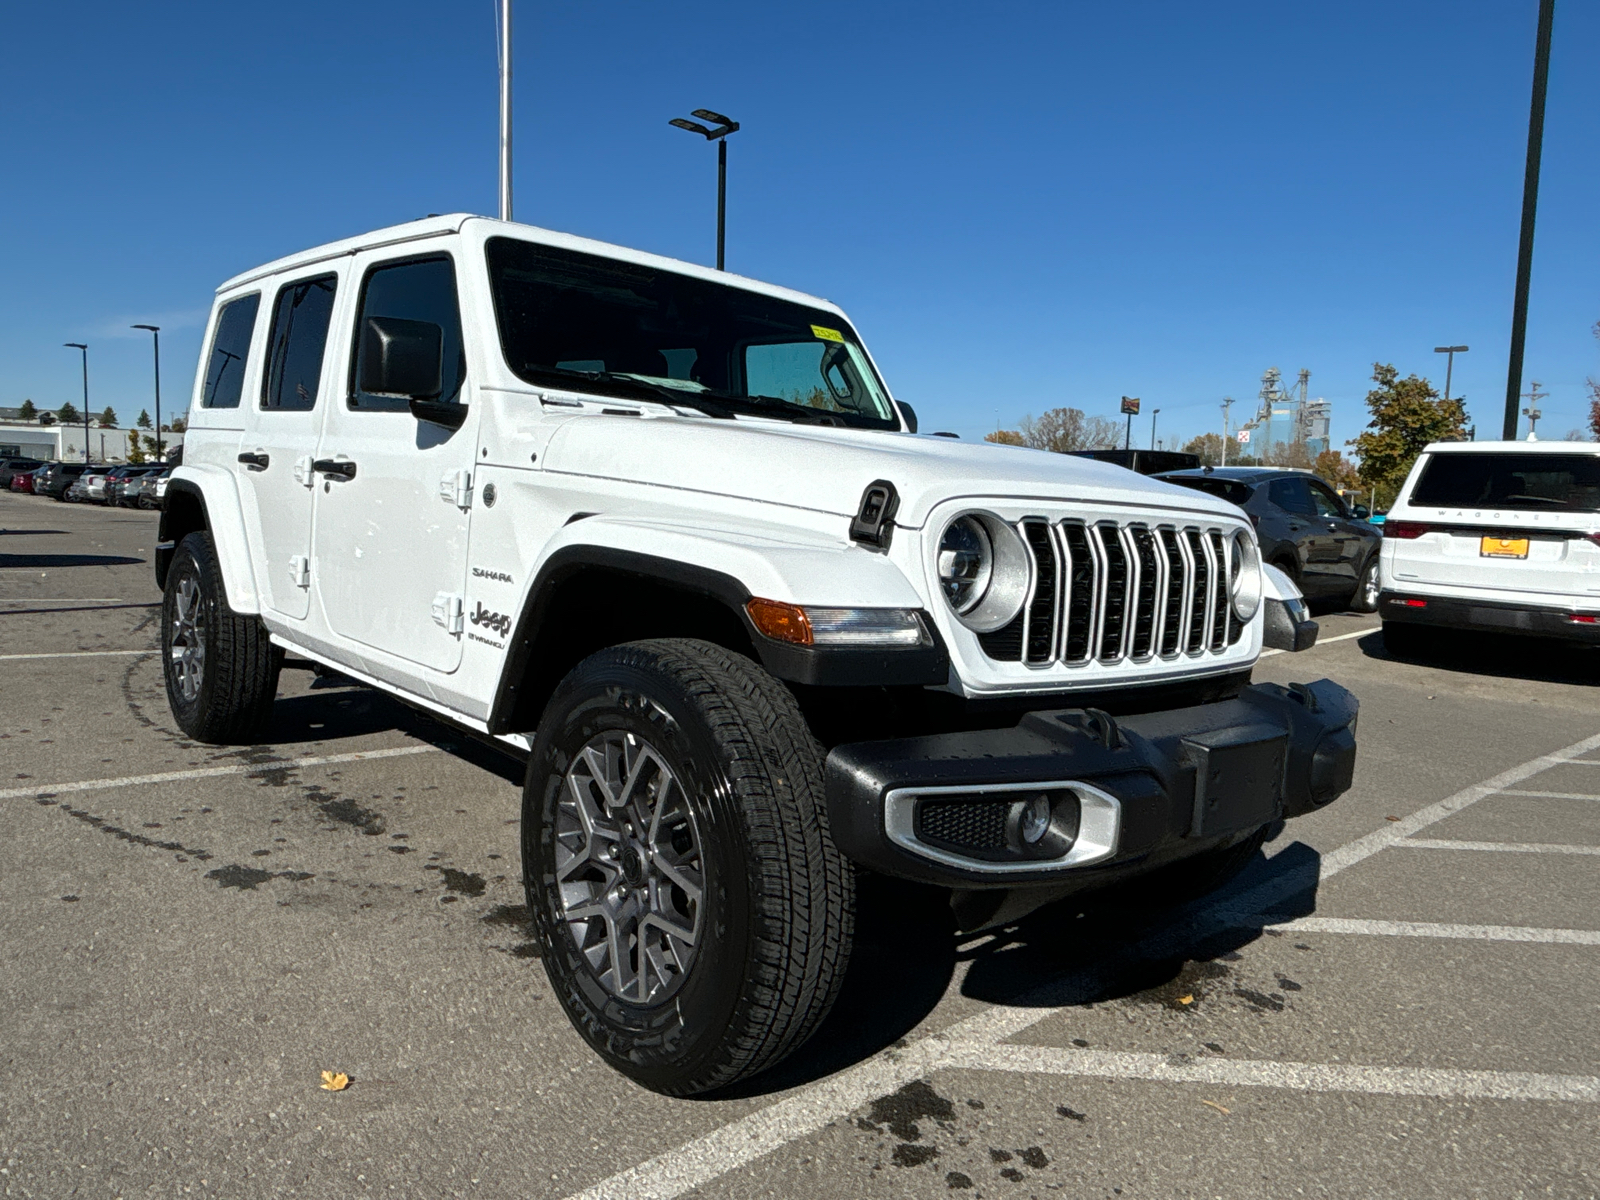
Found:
359,316 -> 465,430
897,401 -> 918,433
1351,504 -> 1370,520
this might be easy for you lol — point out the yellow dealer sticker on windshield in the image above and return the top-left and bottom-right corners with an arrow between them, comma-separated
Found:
810,324 -> 844,343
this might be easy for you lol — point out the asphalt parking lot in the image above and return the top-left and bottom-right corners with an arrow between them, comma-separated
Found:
2,489 -> 1597,1200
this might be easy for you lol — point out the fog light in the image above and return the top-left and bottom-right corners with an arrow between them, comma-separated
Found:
1018,794 -> 1051,845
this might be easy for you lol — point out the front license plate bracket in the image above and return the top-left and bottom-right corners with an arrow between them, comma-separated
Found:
1181,723 -> 1287,838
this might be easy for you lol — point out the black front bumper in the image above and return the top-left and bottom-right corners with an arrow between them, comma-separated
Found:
1379,590 -> 1600,643
825,679 -> 1358,889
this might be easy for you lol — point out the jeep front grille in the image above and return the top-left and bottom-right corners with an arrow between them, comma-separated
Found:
978,519 -> 1243,667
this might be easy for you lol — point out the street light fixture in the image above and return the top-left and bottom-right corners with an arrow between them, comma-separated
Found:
670,108 -> 740,270
1433,345 -> 1468,406
133,324 -> 164,462
63,342 -> 90,464
1150,408 -> 1161,451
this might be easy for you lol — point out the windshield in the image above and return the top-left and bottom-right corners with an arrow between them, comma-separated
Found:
1410,452 -> 1600,513
485,238 -> 899,429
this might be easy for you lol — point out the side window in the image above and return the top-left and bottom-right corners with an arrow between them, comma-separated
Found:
1269,478 -> 1316,516
201,294 -> 260,409
1309,483 -> 1345,518
349,256 -> 466,411
263,275 -> 338,411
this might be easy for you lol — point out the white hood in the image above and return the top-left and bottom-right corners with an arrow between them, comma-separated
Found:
541,414 -> 1238,527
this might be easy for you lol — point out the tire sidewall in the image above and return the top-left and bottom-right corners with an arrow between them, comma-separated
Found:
1350,555 -> 1379,613
524,651 -> 756,1091
161,533 -> 222,736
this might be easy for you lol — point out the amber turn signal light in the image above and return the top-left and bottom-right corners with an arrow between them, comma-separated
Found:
746,598 -> 813,645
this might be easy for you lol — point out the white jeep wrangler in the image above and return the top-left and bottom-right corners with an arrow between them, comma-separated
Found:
158,214 -> 1355,1095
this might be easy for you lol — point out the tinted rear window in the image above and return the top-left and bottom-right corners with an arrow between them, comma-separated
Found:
1160,476 -> 1253,506
1410,453 -> 1600,513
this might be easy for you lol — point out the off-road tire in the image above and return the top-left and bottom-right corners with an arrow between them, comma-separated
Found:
523,638 -> 854,1096
161,531 -> 280,743
1350,555 -> 1380,613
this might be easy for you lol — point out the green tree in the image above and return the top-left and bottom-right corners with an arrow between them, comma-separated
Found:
1348,363 -> 1468,508
18,399 -> 36,421
984,429 -> 1025,446
58,402 -> 80,425
168,414 -> 187,433
126,430 -> 146,464
136,409 -> 152,429
98,406 -> 118,428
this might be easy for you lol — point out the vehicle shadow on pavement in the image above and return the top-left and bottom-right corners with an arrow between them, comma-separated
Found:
0,552 -> 146,567
719,841 -> 1323,1098
1359,628 -> 1600,688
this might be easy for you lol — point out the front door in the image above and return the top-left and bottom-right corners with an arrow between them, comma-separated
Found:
311,250 -> 477,675
1308,479 -> 1365,595
236,272 -> 340,622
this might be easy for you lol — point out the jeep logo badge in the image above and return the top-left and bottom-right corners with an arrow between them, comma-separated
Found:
469,601 -> 511,638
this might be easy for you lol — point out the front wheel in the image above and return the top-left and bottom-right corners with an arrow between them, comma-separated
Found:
1350,555 -> 1380,613
524,639 -> 854,1096
161,531 -> 280,743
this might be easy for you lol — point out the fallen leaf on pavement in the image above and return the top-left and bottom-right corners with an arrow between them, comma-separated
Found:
1176,995 -> 1194,1005
320,1070 -> 349,1092
1385,816 -> 1400,822
1201,1099 -> 1230,1114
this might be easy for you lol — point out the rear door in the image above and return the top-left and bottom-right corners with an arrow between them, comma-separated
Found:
235,271 -> 342,622
310,249 -> 477,674
1267,477 -> 1341,595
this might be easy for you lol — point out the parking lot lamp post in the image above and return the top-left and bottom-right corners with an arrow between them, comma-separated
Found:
1503,0 -> 1555,440
669,110 -> 740,270
132,325 -> 162,462
64,342 -> 89,463
1150,408 -> 1160,450
1434,345 -> 1468,406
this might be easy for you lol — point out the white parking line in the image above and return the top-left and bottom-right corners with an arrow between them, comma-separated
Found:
1398,837 -> 1600,856
1258,626 -> 1375,658
1260,916 -> 1600,945
954,1043 -> 1600,1104
561,728 -> 1600,1200
1501,789 -> 1600,802
0,649 -> 153,661
0,744 -> 441,801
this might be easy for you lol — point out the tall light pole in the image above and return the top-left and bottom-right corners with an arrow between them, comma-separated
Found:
1503,0 -> 1555,440
1434,344 -> 1468,407
1220,397 -> 1234,468
670,109 -> 740,270
1150,408 -> 1160,451
133,324 -> 162,462
497,0 -> 513,221
63,343 -> 89,463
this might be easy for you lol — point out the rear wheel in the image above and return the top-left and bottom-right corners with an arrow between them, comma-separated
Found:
524,638 -> 853,1096
161,531 -> 280,743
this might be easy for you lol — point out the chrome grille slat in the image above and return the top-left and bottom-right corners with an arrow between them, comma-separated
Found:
1021,519 -> 1059,665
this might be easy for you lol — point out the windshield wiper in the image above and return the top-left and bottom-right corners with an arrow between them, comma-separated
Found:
519,363 -> 737,418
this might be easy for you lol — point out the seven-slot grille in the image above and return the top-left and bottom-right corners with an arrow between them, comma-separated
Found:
978,520 -> 1244,666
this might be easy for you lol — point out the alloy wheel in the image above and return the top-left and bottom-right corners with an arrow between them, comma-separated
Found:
169,571 -> 207,703
555,729 -> 704,1005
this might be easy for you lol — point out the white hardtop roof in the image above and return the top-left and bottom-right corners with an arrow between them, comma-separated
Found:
215,213 -> 844,316
1425,439 -> 1600,455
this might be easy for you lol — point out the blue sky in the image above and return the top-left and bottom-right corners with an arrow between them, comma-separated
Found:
1,1 -> 1595,448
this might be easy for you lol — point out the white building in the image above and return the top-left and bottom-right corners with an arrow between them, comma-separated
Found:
0,419 -> 182,464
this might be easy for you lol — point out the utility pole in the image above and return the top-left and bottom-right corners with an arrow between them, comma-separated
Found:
1150,408 -> 1160,451
1521,380 -> 1546,438
1434,344 -> 1468,406
497,0 -> 513,221
133,325 -> 162,461
1119,397 -> 1140,453
63,343 -> 90,463
670,110 -> 740,269
1220,397 -> 1234,468
1503,0 -> 1555,440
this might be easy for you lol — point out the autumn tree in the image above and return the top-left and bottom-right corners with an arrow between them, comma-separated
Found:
1181,432 -> 1226,466
1313,449 -> 1361,493
169,414 -> 187,433
126,431 -> 146,464
1588,320 -> 1599,441
99,406 -> 118,428
1015,407 -> 1120,453
985,429 -> 1025,446
1348,363 -> 1468,508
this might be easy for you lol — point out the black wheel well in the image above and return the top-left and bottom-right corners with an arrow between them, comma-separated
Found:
491,563 -> 757,735
157,484 -> 208,590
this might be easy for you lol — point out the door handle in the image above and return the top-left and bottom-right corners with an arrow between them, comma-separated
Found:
237,452 -> 270,471
313,459 -> 357,480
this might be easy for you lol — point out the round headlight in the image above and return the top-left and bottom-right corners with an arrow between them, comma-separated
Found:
937,512 -> 1031,633
1229,529 -> 1262,621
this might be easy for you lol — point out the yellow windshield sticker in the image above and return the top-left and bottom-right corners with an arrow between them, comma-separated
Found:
810,324 -> 845,343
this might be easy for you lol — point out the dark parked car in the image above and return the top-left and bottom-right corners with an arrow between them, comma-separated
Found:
0,457 -> 45,488
1156,466 -> 1383,611
1067,449 -> 1202,476
10,465 -> 45,493
35,461 -> 89,499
